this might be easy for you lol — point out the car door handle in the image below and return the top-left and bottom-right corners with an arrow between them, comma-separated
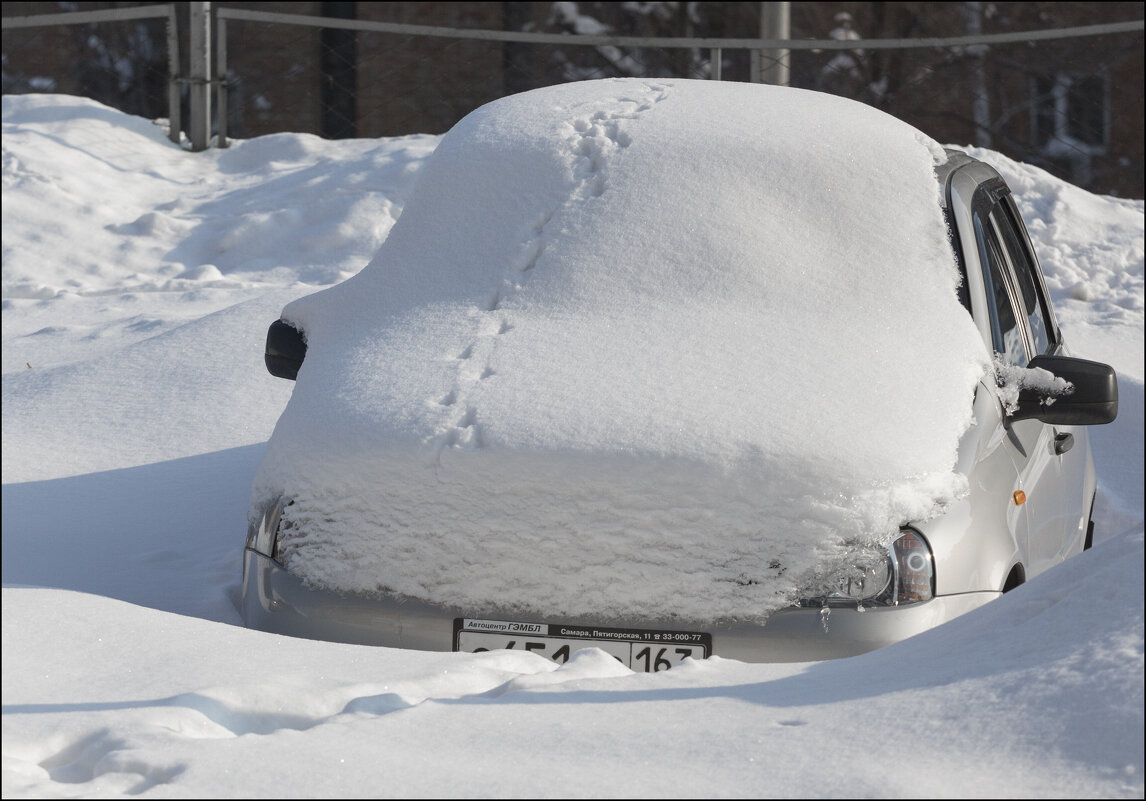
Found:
1053,431 -> 1074,455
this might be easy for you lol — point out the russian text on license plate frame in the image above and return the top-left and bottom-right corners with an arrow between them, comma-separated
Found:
453,618 -> 712,672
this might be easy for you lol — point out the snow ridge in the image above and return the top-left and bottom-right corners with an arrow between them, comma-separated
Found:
432,83 -> 671,454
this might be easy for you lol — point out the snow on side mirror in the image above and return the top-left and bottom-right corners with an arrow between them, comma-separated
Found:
1007,354 -> 1118,426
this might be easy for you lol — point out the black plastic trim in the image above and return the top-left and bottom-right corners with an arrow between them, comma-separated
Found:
265,319 -> 307,380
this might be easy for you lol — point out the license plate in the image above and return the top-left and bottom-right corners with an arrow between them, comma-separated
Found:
453,618 -> 711,672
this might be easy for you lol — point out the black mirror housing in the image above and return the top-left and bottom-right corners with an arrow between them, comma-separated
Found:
265,319 -> 306,380
1012,354 -> 1118,426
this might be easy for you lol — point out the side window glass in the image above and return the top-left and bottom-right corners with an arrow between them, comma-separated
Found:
991,204 -> 1052,355
973,210 -> 1028,366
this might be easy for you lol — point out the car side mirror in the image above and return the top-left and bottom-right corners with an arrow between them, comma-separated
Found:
265,319 -> 306,380
1011,354 -> 1118,426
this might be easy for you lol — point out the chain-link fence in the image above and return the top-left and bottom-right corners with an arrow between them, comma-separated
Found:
2,3 -> 179,136
3,2 -> 1143,197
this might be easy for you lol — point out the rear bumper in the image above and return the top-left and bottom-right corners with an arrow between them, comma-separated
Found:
242,548 -> 999,662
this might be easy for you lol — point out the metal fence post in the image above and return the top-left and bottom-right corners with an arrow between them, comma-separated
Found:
754,2 -> 790,86
166,5 -> 181,145
216,15 -> 228,148
188,1 -> 212,151
963,1 -> 992,148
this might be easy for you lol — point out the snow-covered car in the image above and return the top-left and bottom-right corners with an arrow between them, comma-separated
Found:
242,79 -> 1117,666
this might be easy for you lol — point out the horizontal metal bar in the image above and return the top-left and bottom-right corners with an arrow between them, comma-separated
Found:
174,77 -> 229,86
2,5 -> 172,29
215,8 -> 1143,51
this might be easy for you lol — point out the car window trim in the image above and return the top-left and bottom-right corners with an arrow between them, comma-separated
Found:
972,188 -> 1035,365
997,194 -> 1063,351
982,179 -> 1062,352
986,213 -> 1038,362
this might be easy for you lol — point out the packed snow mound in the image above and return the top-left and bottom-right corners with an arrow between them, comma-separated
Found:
1,93 -> 438,298
253,78 -> 990,619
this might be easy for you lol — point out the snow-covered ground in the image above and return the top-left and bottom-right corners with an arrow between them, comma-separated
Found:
2,92 -> 1143,798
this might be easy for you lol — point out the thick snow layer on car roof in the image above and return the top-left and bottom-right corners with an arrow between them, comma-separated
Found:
253,78 -> 989,620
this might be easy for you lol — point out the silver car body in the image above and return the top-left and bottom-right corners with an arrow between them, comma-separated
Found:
242,150 -> 1104,664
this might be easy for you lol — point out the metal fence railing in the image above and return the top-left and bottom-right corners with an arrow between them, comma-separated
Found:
3,3 -> 1143,197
